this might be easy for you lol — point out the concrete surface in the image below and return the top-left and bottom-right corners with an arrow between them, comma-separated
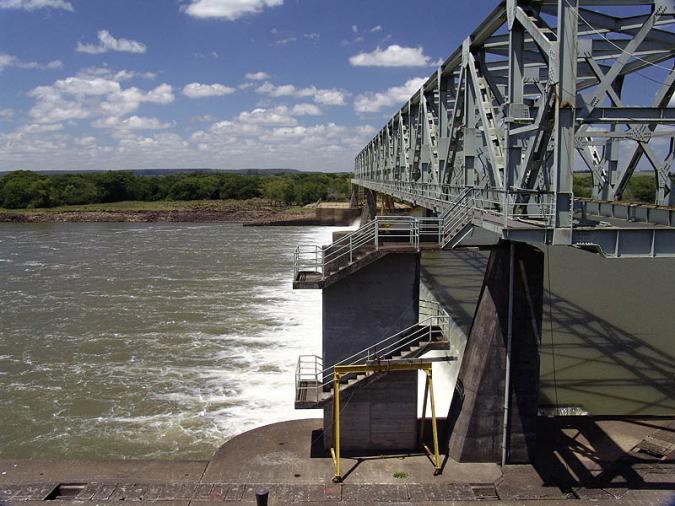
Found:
421,246 -> 675,416
1,417 -> 673,504
322,253 -> 420,450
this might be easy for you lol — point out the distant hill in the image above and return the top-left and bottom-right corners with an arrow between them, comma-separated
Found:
0,168 -> 309,177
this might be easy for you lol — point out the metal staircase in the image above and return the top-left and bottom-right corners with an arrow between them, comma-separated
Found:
294,315 -> 451,409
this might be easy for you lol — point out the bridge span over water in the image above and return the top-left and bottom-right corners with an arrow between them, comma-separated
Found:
292,0 -> 675,481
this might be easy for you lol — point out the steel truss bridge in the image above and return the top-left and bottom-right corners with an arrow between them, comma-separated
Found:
353,0 -> 675,257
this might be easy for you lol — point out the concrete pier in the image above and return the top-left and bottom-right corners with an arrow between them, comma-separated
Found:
322,253 -> 420,451
447,242 -> 544,464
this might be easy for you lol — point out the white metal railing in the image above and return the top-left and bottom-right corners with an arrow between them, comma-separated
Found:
293,181 -> 556,281
293,215 -> 419,280
295,315 -> 449,404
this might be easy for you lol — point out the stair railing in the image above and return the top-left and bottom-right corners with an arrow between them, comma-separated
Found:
295,314 -> 449,398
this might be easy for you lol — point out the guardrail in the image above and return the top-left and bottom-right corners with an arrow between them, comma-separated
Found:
295,315 -> 449,405
353,178 -> 556,228
293,215 -> 420,280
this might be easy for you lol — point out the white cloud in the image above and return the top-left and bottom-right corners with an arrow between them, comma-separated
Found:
182,82 -> 236,98
92,115 -> 172,131
291,103 -> 321,116
354,77 -> 426,113
275,36 -> 297,45
370,25 -> 382,32
256,81 -> 350,106
349,45 -> 435,67
0,53 -> 62,71
245,71 -> 269,81
77,30 -> 146,55
27,74 -> 174,124
0,108 -> 14,120
238,106 -> 297,126
256,81 -> 313,98
0,0 -> 72,11
183,0 -> 283,20
314,89 -> 349,106
77,66 -> 156,81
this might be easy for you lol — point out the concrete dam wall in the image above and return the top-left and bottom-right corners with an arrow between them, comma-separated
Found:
421,246 -> 675,417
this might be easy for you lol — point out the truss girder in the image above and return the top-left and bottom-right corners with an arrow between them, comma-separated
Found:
355,0 -> 675,234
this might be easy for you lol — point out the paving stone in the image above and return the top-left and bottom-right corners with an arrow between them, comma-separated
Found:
204,484 -> 230,501
141,484 -> 164,501
90,483 -> 117,501
74,483 -> 100,501
323,484 -> 341,501
155,483 -> 197,500
0,485 -> 21,500
224,483 -> 247,501
407,482 -> 475,501
192,483 -> 214,500
342,484 -> 409,503
110,483 -> 148,501
13,484 -> 55,500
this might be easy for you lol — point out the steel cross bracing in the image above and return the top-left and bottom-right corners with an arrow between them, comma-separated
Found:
354,0 -> 675,256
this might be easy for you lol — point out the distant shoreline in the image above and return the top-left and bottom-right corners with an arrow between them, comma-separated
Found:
0,209 -> 312,224
0,199 -> 360,226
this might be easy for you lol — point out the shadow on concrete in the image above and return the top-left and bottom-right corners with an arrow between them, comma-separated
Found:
532,416 -> 675,495
424,248 -> 675,418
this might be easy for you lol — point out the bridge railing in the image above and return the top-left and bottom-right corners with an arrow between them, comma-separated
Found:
353,178 -> 556,228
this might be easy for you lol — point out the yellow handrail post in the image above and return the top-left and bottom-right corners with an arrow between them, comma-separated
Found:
419,373 -> 429,445
427,370 -> 441,475
331,371 -> 342,483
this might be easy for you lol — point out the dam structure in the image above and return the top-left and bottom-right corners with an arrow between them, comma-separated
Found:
292,0 -> 675,481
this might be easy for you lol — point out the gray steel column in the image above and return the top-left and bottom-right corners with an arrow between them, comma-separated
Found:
506,2 -> 525,191
552,0 -> 578,243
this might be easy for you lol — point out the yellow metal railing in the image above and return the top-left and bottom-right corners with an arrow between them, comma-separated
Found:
330,359 -> 442,483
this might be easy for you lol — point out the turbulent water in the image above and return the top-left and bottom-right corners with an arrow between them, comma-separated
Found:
0,223 -> 336,460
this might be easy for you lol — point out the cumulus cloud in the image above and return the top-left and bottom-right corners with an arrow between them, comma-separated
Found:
92,115 -> 172,131
0,53 -> 62,71
349,45 -> 436,67
245,71 -> 269,81
370,25 -> 382,32
77,30 -> 146,54
238,106 -> 297,126
77,66 -> 156,81
0,0 -> 72,11
182,82 -> 236,98
354,77 -> 426,113
183,0 -> 283,21
290,103 -> 321,116
256,81 -> 350,106
27,74 -> 174,124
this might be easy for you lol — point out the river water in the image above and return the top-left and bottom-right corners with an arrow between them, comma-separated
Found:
0,223 -> 335,460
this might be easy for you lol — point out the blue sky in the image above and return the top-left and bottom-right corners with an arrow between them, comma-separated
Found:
0,0 -> 496,171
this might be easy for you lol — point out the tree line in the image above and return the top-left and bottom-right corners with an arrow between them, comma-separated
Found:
0,170 -> 352,209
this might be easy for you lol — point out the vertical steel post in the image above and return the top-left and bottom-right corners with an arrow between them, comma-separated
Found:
552,0 -> 578,243
501,242 -> 515,466
332,371 -> 341,482
506,4 -> 524,191
428,370 -> 441,474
